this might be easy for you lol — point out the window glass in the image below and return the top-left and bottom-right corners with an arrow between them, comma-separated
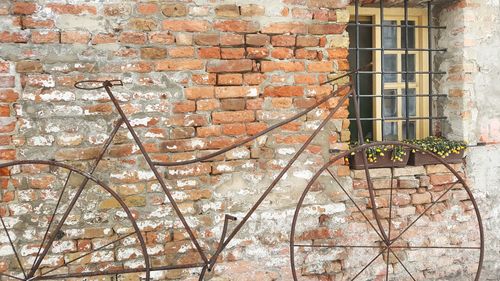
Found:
383,21 -> 397,48
383,122 -> 398,140
402,88 -> 416,117
403,121 -> 416,139
383,89 -> 397,118
383,54 -> 397,82
402,54 -> 416,82
401,21 -> 416,48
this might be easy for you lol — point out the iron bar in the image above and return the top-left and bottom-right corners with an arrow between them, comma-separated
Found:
348,116 -> 446,121
347,22 -> 445,29
428,0 -> 434,136
356,93 -> 446,97
404,0 -> 410,139
349,47 -> 446,51
381,0 -> 385,139
356,71 -> 445,74
351,247 -> 387,281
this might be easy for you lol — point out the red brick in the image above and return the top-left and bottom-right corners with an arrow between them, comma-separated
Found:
61,31 -> 90,44
196,99 -> 220,111
194,33 -> 220,45
308,61 -> 334,72
295,49 -> 318,60
137,3 -> 158,15
0,118 -> 15,132
161,3 -> 187,17
271,48 -> 294,59
47,3 -> 97,14
217,74 -> 243,85
91,33 -> 117,44
185,87 -> 215,99
308,24 -> 346,35
261,61 -> 304,72
0,105 -> 10,117
197,126 -> 222,138
212,110 -> 255,124
244,73 -> 266,85
222,123 -> 246,135
220,33 -> 244,46
128,18 -> 157,31
173,100 -> 196,113
103,4 -> 131,17
214,20 -> 259,33
307,0 -> 350,8
246,122 -> 267,135
271,35 -> 296,47
169,46 -> 195,58
327,48 -> 349,59
271,97 -> 293,109
32,31 -> 59,44
221,48 -> 245,59
149,32 -> 175,44
215,4 -> 240,18
264,86 -> 304,97
155,59 -> 204,71
297,36 -> 320,47
221,99 -> 246,111
119,32 -> 147,44
140,47 -> 168,59
215,86 -> 258,99
294,74 -> 318,85
12,2 -> 36,15
0,90 -> 19,102
0,149 -> 15,160
0,31 -> 28,43
0,61 -> 8,73
192,73 -> 216,85
262,22 -> 307,34
246,47 -> 269,59
246,34 -> 270,46
21,17 -> 54,29
207,59 -> 253,73
198,47 -> 221,59
240,4 -> 265,16
16,61 -> 43,73
162,20 -> 210,32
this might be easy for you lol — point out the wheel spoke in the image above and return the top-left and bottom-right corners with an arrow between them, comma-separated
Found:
391,181 -> 459,243
351,247 -> 387,281
326,168 -> 385,241
32,170 -> 72,269
294,244 -> 383,249
0,272 -> 25,280
36,232 -> 136,278
0,215 -> 27,279
388,248 -> 416,281
390,245 -> 481,250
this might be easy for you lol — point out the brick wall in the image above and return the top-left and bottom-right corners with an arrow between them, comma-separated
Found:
0,0 -> 487,280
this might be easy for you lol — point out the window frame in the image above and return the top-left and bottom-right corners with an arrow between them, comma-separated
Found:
348,6 -> 430,141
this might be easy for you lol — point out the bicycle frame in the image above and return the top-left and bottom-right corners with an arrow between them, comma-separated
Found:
72,68 -> 362,278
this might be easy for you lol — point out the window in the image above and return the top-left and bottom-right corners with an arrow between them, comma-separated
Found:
347,1 -> 443,141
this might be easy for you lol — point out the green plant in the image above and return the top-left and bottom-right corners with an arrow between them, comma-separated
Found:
404,136 -> 467,158
349,140 -> 407,163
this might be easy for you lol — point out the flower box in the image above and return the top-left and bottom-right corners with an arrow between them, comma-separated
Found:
408,149 -> 465,166
348,147 -> 411,170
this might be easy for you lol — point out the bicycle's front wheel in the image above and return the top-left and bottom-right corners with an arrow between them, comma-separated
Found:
290,142 -> 483,281
0,160 -> 150,281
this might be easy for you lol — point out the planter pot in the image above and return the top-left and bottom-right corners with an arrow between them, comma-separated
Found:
349,148 -> 410,170
408,150 -> 465,166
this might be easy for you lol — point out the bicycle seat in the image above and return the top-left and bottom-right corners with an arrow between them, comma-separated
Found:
74,79 -> 123,90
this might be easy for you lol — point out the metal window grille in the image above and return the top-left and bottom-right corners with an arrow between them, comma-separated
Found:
348,0 -> 446,141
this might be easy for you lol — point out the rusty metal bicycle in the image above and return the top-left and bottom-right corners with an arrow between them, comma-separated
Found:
0,69 -> 483,281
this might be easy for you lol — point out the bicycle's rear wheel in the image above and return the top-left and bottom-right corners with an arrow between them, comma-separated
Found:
290,142 -> 483,281
0,160 -> 150,281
